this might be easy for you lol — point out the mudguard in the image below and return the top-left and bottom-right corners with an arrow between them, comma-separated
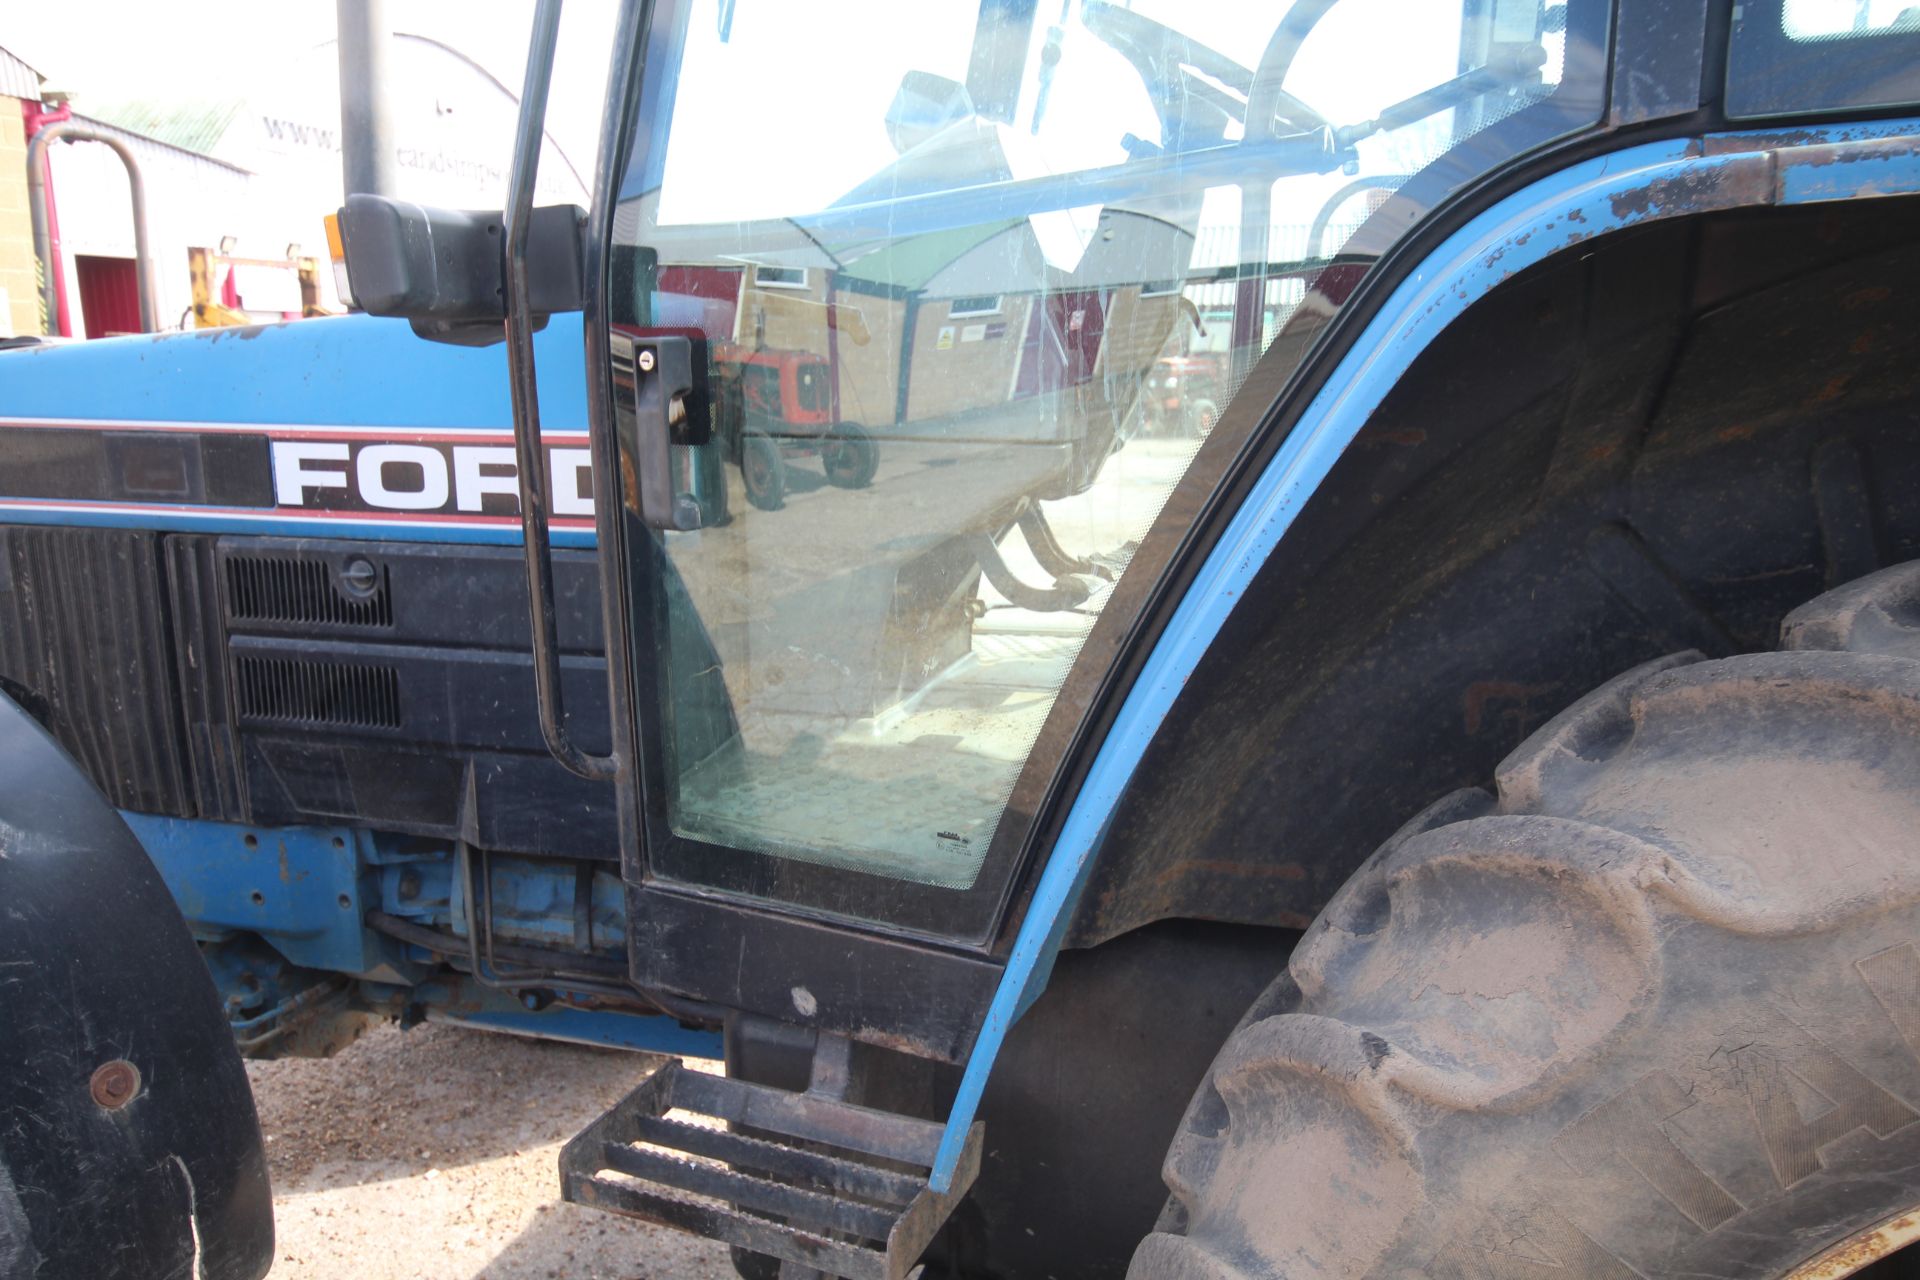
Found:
0,694 -> 272,1280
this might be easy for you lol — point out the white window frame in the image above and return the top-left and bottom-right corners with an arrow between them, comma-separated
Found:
752,265 -> 809,290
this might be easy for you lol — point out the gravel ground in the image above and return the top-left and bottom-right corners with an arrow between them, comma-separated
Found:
246,1021 -> 733,1280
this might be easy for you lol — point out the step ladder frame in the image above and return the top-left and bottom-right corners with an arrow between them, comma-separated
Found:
560,1056 -> 984,1280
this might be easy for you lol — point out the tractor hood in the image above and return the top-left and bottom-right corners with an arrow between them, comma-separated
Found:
0,314 -> 597,546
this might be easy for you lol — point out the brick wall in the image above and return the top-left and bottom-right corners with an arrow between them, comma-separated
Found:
0,100 -> 43,338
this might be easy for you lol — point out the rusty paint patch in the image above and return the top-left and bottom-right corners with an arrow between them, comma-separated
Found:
1608,156 -> 1777,223
852,1023 -> 948,1059
1700,126 -> 1880,155
1788,1209 -> 1920,1277
1781,142 -> 1886,169
1774,136 -> 1920,203
1777,137 -> 1920,172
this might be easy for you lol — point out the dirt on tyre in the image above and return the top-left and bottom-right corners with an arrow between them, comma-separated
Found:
1133,562 -> 1920,1279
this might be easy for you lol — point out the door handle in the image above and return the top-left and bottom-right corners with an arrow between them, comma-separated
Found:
612,332 -> 704,532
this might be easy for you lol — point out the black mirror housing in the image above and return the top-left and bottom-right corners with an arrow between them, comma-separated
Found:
335,193 -> 585,344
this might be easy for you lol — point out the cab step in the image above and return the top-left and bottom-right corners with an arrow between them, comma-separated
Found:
559,1052 -> 983,1280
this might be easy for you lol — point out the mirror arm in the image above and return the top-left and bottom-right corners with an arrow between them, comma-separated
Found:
504,0 -> 618,784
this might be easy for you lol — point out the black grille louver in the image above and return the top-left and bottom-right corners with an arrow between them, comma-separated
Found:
226,555 -> 392,628
0,527 -> 193,813
234,656 -> 402,729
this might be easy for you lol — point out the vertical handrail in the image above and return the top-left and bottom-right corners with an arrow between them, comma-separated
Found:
503,0 -> 618,783
26,124 -> 159,334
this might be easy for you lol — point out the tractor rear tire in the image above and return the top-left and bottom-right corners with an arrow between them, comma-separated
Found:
1133,562 -> 1920,1279
741,431 -> 786,512
822,422 -> 879,489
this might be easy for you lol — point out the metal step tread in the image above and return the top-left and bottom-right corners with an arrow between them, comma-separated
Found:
560,1059 -> 983,1280
626,1113 -> 926,1205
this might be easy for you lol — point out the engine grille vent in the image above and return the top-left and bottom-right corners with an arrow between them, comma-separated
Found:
235,656 -> 402,729
226,555 -> 392,628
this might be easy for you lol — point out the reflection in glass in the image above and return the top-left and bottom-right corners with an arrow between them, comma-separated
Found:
610,0 -> 1594,897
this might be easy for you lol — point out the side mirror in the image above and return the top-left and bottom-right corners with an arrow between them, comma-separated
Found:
334,193 -> 585,345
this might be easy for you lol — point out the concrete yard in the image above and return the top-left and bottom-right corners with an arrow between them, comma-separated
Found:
247,1022 -> 731,1280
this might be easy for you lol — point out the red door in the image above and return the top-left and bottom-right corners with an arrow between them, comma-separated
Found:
75,255 -> 139,338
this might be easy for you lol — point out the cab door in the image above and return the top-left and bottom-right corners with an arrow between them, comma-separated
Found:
598,0 -> 1610,1044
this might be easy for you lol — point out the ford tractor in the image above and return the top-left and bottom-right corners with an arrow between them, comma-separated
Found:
9,1 -> 1920,1278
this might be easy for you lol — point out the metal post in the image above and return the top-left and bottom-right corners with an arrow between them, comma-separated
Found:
25,124 -> 159,334
337,0 -> 399,197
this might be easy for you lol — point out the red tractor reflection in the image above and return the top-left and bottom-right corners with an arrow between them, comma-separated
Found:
711,342 -> 878,511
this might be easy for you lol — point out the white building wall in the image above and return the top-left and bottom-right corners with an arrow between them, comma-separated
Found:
47,119 -> 267,334
44,32 -> 588,337
228,34 -> 588,213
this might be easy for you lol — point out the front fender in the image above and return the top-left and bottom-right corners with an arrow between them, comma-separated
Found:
0,693 -> 272,1280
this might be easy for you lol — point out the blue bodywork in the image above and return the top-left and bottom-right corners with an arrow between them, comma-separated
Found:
124,815 -> 397,976
0,315 -> 595,546
1,309 -> 581,432
126,812 -> 722,1058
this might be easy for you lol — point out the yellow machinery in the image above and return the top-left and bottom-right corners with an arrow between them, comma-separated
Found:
188,246 -> 325,328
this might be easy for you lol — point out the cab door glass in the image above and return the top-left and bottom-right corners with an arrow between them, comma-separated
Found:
611,0 -> 1604,918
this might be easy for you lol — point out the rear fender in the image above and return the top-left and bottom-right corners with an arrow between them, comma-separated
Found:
927,118 -> 1920,1189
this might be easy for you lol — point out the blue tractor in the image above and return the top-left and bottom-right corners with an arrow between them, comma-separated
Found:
10,1 -> 1920,1276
